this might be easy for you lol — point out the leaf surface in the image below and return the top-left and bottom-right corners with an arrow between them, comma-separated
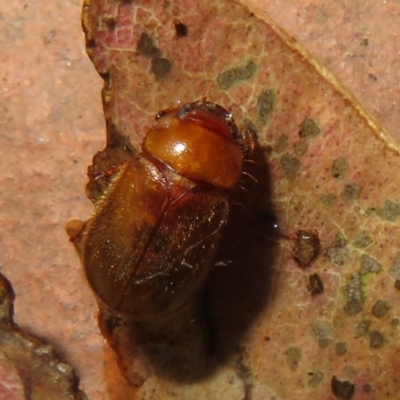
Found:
82,0 -> 400,398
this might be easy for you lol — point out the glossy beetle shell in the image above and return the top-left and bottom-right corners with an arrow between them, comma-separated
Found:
67,101 -> 254,322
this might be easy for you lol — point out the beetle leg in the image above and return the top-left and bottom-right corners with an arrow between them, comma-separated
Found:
65,219 -> 87,262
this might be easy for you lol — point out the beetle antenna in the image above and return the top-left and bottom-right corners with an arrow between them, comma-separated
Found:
242,171 -> 258,183
237,184 -> 251,195
243,158 -> 258,166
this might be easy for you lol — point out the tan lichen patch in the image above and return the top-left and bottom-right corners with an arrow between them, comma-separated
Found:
359,254 -> 381,275
320,193 -> 338,207
256,89 -> 275,125
371,300 -> 390,318
353,231 -> 373,249
389,252 -> 400,280
299,117 -> 321,138
272,134 -> 288,153
136,32 -> 162,58
327,241 -> 349,266
334,341 -> 347,356
308,371 -> 324,387
217,60 -> 257,90
150,57 -> 171,80
343,273 -> 364,315
310,320 -> 332,349
376,199 -> 400,221
331,157 -> 349,179
354,319 -> 371,338
341,183 -> 361,202
283,347 -> 302,371
369,330 -> 385,349
293,140 -> 308,156
280,154 -> 300,180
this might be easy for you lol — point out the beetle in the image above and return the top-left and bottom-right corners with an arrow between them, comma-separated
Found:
66,101 -> 254,322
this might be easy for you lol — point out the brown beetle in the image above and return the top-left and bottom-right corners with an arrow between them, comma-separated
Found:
67,101 -> 254,322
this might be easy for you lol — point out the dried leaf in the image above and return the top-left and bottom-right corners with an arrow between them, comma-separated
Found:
79,0 -> 400,398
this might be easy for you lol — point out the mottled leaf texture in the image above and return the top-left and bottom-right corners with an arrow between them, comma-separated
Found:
82,0 -> 400,399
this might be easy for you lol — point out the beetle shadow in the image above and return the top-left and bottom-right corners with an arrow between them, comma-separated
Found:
202,140 -> 279,370
100,141 -> 279,388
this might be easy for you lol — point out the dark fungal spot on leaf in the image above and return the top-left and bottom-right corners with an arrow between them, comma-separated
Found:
395,280 -> 400,290
320,193 -> 338,207
43,29 -> 56,45
360,254 -> 381,275
319,338 -> 331,349
310,320 -> 331,349
335,341 -> 347,356
174,22 -> 188,37
294,230 -> 320,268
280,154 -> 300,180
86,38 -> 96,49
102,16 -> 117,31
369,330 -> 384,348
299,117 -> 321,138
283,347 -> 302,371
273,134 -> 288,153
308,371 -> 324,387
151,57 -> 172,80
137,32 -> 162,58
371,300 -> 390,318
115,0 -> 134,4
217,60 -> 257,90
257,89 -> 275,124
353,231 -> 372,249
360,37 -> 369,46
342,183 -> 361,202
308,273 -> 324,296
363,384 -> 372,393
343,272 -> 364,315
355,319 -> 371,338
376,199 -> 400,221
390,318 -> 399,326
293,140 -> 308,156
331,376 -> 355,399
331,157 -> 349,179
